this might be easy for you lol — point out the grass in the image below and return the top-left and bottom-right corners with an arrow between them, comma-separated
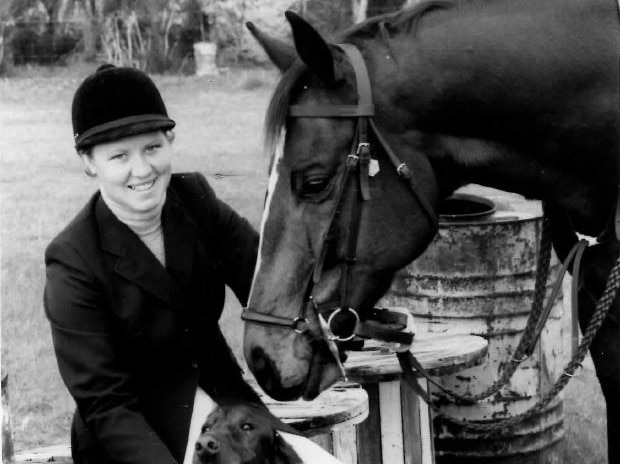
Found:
0,66 -> 608,463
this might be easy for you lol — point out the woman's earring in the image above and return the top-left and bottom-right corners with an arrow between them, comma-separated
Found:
84,167 -> 96,177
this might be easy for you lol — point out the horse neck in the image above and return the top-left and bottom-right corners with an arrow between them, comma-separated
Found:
354,0 -> 619,236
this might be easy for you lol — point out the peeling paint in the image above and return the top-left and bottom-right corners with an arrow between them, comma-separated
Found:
380,207 -> 567,461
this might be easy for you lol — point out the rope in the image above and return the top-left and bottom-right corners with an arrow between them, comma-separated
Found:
402,244 -> 620,436
438,251 -> 620,436
411,217 -> 554,405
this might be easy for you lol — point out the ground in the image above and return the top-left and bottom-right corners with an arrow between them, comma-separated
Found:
0,65 -> 608,463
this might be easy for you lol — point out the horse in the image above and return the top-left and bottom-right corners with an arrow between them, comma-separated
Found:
242,0 -> 620,460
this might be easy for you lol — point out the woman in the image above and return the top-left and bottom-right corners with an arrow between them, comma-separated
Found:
44,64 -> 341,464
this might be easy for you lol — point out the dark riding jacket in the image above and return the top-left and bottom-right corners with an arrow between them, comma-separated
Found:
44,172 -> 262,464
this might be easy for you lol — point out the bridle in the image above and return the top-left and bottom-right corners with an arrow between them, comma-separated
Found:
242,43 -> 438,355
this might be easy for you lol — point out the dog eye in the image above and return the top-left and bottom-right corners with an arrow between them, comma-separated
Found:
201,425 -> 210,434
240,423 -> 254,431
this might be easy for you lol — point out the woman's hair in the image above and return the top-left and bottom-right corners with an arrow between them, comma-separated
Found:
77,129 -> 175,158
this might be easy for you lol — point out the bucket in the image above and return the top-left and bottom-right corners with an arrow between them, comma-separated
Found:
380,193 -> 569,463
193,41 -> 218,76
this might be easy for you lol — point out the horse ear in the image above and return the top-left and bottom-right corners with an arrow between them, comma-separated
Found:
285,11 -> 336,85
246,21 -> 297,71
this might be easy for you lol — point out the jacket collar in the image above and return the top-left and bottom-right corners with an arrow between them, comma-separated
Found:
97,186 -> 197,307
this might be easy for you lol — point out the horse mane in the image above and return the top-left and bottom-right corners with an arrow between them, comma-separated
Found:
263,0 -> 455,158
338,0 -> 454,40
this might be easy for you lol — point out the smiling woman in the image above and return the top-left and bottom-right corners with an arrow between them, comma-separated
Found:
82,131 -> 173,218
42,64 -> 344,464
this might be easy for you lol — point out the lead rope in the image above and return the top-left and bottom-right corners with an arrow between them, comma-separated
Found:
404,218 -> 583,406
399,239 -> 620,436
391,213 -> 552,404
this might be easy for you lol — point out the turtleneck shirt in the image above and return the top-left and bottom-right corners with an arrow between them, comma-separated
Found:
100,188 -> 166,267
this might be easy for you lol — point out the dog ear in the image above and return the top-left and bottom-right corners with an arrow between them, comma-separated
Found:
273,432 -> 304,464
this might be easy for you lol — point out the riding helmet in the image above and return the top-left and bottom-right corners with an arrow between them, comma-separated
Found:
71,64 -> 176,150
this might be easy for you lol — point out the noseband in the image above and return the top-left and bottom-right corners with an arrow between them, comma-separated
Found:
242,43 -> 438,350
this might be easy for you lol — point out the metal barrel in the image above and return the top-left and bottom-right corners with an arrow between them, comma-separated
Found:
380,194 -> 568,463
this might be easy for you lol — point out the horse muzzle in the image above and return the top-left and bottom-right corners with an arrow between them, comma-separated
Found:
243,308 -> 346,401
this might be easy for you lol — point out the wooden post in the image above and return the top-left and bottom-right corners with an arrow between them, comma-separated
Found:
2,373 -> 15,463
346,335 -> 488,464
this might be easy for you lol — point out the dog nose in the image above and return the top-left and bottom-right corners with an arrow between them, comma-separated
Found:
195,435 -> 220,456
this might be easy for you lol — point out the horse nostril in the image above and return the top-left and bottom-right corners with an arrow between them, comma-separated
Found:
250,347 -> 304,401
250,347 -> 277,391
250,346 -> 268,372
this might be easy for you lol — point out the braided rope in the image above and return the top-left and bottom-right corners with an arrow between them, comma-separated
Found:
430,250 -> 620,436
424,218 -> 554,404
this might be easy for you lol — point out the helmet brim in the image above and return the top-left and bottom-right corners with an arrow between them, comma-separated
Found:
75,114 -> 176,150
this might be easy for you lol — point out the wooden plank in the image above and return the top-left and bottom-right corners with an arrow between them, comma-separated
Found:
401,377 -> 423,464
356,383 -> 383,464
248,380 -> 369,435
379,380 -> 404,464
332,426 -> 358,464
345,334 -> 488,383
417,379 -> 435,464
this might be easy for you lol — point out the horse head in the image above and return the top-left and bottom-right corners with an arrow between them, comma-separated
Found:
243,12 -> 439,400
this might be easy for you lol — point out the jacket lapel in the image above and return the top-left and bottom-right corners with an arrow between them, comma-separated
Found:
96,190 -> 197,308
162,188 -> 197,293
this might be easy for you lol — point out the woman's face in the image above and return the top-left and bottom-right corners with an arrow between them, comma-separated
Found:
82,131 -> 173,213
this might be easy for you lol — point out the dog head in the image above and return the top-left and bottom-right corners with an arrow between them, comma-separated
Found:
193,404 -> 302,464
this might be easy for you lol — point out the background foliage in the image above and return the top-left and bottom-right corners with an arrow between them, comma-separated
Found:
0,0 -> 413,74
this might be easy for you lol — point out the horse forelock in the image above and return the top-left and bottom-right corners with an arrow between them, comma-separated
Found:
264,60 -> 307,164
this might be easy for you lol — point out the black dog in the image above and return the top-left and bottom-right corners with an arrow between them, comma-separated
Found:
193,404 -> 303,464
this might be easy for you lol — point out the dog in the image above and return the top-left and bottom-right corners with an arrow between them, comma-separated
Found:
193,404 -> 303,464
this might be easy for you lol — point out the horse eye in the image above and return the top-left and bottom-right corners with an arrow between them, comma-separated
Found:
300,178 -> 329,197
240,423 -> 254,431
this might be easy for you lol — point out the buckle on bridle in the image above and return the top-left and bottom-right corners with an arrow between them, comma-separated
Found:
357,142 -> 370,155
326,308 -> 360,342
292,317 -> 310,334
347,154 -> 360,166
396,163 -> 411,178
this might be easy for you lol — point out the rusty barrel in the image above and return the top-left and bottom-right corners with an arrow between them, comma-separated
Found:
380,193 -> 569,463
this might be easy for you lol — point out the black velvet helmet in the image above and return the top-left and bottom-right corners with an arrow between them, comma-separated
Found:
72,64 -> 176,150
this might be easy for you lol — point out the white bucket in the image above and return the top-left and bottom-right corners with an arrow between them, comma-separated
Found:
193,41 -> 218,76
